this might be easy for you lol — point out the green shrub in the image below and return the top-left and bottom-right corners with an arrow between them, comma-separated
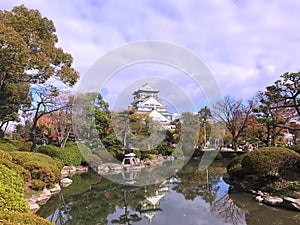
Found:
0,164 -> 25,193
10,151 -> 62,169
289,144 -> 300,154
52,158 -> 64,170
0,183 -> 29,213
0,149 -> 12,161
30,179 -> 46,191
10,140 -> 33,151
37,144 -> 83,166
227,147 -> 300,181
156,144 -> 174,156
17,144 -> 29,151
58,146 -> 83,166
172,148 -> 184,158
149,149 -> 159,155
241,147 -> 300,176
22,161 -> 60,186
9,152 -> 62,186
37,145 -> 60,158
77,143 -> 93,159
0,158 -> 31,181
0,140 -> 17,152
0,165 -> 29,213
0,211 -> 54,225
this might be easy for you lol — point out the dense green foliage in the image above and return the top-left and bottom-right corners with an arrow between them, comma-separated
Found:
30,179 -> 46,191
0,5 -> 79,153
156,144 -> 174,156
0,211 -> 54,225
0,149 -> 12,160
241,147 -> 300,176
9,151 -> 62,186
0,140 -> 17,151
0,158 -> 31,181
0,140 -> 32,152
289,144 -> 300,154
0,164 -> 29,213
227,147 -> 300,197
228,147 -> 300,178
37,143 -> 84,166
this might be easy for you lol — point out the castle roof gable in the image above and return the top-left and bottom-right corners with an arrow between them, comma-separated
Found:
133,83 -> 159,94
139,97 -> 165,107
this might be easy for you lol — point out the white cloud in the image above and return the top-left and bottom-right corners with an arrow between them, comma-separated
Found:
1,0 -> 300,108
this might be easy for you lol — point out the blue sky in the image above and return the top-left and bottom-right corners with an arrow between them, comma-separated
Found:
2,0 -> 300,112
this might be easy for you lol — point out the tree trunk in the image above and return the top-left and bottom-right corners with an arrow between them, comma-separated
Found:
30,126 -> 37,152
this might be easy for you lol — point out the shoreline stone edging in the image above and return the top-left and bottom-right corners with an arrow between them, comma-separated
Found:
26,165 -> 88,213
96,156 -> 175,174
223,172 -> 300,212
249,189 -> 300,211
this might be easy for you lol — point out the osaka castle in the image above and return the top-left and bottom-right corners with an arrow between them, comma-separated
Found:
131,83 -> 172,124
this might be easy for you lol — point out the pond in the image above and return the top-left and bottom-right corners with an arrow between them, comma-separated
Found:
38,159 -> 300,225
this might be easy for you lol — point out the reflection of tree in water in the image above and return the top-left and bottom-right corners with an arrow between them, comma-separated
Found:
212,193 -> 246,225
173,160 -> 224,204
38,170 -> 163,225
111,189 -> 142,225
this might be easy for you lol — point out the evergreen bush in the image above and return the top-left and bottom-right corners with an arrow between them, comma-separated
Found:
241,147 -> 300,176
30,179 -> 46,191
0,211 -> 54,225
227,147 -> 300,183
37,143 -> 83,166
0,140 -> 17,152
10,152 -> 62,186
0,164 -> 29,213
0,158 -> 31,181
0,149 -> 13,160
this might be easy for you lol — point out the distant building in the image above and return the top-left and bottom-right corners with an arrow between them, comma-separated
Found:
131,83 -> 172,124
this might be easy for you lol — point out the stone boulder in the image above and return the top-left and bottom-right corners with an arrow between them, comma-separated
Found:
76,166 -> 88,173
27,199 -> 40,213
283,197 -> 300,211
61,166 -> 77,177
50,183 -> 61,194
263,195 -> 283,206
60,178 -> 73,187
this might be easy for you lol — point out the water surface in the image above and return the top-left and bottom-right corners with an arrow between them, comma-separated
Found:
38,159 -> 300,225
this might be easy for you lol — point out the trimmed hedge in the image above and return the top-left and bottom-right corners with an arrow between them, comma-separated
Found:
0,149 -> 13,161
30,179 -> 46,191
37,145 -> 60,158
0,164 -> 25,193
37,143 -> 84,166
241,147 -> 300,176
0,211 -> 54,225
0,140 -> 17,152
9,152 -> 62,186
289,144 -> 300,154
22,161 -> 59,187
227,147 -> 300,180
0,158 -> 31,181
0,164 -> 29,213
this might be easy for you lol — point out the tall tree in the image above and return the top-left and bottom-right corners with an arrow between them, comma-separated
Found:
266,72 -> 300,117
212,96 -> 253,150
0,5 -> 79,148
0,19 -> 31,129
253,91 -> 287,146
